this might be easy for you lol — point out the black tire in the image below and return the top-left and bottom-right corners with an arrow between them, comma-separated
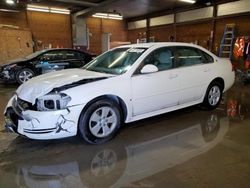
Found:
15,68 -> 35,84
78,99 -> 121,144
202,81 -> 223,110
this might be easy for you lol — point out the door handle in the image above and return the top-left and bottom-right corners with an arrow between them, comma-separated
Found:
169,74 -> 178,79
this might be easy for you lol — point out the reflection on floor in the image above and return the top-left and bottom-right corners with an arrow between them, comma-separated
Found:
0,82 -> 250,188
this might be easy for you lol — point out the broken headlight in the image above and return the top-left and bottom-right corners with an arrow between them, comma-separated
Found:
37,93 -> 71,111
4,64 -> 17,70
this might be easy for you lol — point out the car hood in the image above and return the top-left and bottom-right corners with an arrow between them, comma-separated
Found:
17,69 -> 114,104
1,57 -> 28,67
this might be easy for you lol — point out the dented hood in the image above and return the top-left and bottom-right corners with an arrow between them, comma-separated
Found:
16,68 -> 114,104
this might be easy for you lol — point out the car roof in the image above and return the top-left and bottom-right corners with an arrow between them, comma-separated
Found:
45,48 -> 83,52
117,42 -> 205,49
115,42 -> 216,57
37,48 -> 92,55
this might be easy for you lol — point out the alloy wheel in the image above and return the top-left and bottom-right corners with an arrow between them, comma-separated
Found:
208,86 -> 221,106
89,107 -> 118,138
18,70 -> 33,83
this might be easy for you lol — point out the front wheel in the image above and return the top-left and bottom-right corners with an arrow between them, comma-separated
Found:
78,99 -> 121,144
202,82 -> 222,110
16,68 -> 35,84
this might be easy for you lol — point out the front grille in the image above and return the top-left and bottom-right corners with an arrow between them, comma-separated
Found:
12,97 -> 36,113
17,98 -> 32,110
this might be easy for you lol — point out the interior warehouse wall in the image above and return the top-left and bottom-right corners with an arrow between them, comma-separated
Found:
27,11 -> 72,50
0,11 -> 33,63
0,11 -> 28,28
0,29 -> 33,63
149,25 -> 174,43
176,21 -> 213,49
127,14 -> 250,54
127,28 -> 147,44
213,15 -> 250,55
0,10 -> 72,62
127,21 -> 213,49
87,17 -> 128,55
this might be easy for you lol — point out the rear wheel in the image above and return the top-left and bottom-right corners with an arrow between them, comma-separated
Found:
202,81 -> 222,110
78,99 -> 121,144
16,68 -> 35,84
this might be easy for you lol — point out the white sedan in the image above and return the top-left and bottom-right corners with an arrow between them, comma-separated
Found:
4,43 -> 235,144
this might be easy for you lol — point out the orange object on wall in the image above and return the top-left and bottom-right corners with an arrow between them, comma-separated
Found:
233,37 -> 245,58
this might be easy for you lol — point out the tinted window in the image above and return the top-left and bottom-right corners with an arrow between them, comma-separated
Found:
174,47 -> 202,67
77,52 -> 87,60
201,51 -> 214,63
40,51 -> 64,61
142,47 -> 174,71
64,50 -> 84,59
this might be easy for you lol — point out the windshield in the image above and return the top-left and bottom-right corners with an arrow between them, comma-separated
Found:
25,49 -> 48,59
84,47 -> 146,75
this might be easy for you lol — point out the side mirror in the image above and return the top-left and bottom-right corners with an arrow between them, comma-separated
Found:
140,64 -> 158,74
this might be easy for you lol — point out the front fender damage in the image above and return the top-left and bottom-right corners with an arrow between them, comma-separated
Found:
17,77 -> 108,105
5,96 -> 85,140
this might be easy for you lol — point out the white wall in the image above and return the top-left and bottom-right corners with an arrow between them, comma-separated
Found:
128,19 -> 146,30
217,0 -> 250,16
150,14 -> 174,27
176,6 -> 213,23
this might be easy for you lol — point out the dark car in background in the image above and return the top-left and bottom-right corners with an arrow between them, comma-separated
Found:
0,49 -> 94,84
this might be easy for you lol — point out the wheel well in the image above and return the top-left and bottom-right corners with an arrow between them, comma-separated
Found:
80,95 -> 128,123
211,77 -> 225,91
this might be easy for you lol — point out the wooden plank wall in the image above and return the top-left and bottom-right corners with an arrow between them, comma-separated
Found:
87,17 -> 128,55
149,25 -> 174,42
0,10 -> 72,62
0,11 -> 28,28
127,28 -> 147,44
176,21 -> 213,49
27,11 -> 72,50
0,28 -> 33,64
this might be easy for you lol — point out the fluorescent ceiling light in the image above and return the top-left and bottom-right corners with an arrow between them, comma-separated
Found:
50,8 -> 70,14
179,0 -> 196,4
27,5 -> 49,12
6,0 -> 14,5
93,13 -> 123,20
0,8 -> 19,12
27,4 -> 70,14
50,10 -> 70,14
27,7 -> 50,12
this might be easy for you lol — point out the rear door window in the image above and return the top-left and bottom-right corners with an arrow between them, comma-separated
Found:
173,47 -> 203,67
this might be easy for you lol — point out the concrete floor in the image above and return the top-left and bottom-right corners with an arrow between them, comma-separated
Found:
0,82 -> 250,188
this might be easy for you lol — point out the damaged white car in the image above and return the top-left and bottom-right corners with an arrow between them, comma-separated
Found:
4,43 -> 235,144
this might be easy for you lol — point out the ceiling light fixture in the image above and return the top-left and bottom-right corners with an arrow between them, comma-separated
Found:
27,5 -> 49,12
27,5 -> 70,14
50,8 -> 70,14
0,8 -> 19,12
179,0 -> 196,4
93,12 -> 123,20
6,0 -> 15,5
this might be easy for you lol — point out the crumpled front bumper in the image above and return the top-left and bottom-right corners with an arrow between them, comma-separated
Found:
4,97 -> 85,140
5,108 -> 19,133
0,69 -> 15,81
